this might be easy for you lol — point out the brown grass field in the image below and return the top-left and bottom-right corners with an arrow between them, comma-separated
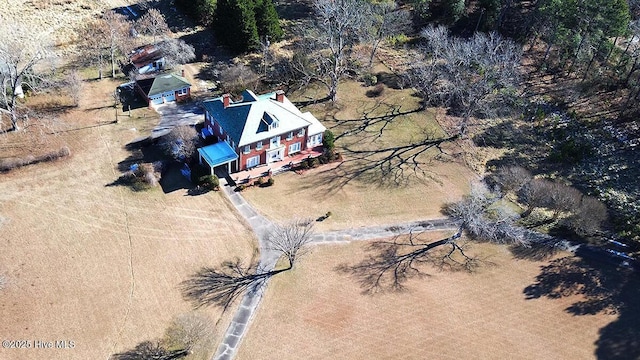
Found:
237,238 -> 618,360
241,81 -> 476,231
0,78 -> 257,360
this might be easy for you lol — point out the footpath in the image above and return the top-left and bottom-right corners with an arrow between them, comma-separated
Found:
212,181 -> 459,360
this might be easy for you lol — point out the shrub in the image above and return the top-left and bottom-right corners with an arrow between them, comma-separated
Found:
235,184 -> 246,192
362,73 -> 377,86
309,157 -> 319,168
199,175 -> 220,191
387,33 -> 410,48
323,130 -> 335,152
266,177 -> 274,186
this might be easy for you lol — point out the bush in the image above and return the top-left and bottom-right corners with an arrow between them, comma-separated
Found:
309,157 -> 319,168
198,175 -> 220,190
323,130 -> 335,152
235,184 -> 246,192
387,33 -> 410,48
116,162 -> 161,192
266,177 -> 274,186
362,73 -> 377,86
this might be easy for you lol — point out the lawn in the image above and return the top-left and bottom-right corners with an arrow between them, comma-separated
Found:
0,76 -> 256,360
241,80 -> 476,231
237,238 -> 618,360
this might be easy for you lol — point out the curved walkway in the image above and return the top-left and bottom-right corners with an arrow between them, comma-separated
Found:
212,182 -> 459,360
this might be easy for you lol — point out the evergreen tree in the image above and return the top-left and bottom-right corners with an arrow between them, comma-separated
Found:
254,0 -> 284,41
215,0 -> 260,53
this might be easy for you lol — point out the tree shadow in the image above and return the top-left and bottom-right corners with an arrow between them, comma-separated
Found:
112,340 -> 188,360
524,255 -> 640,359
335,231 -> 487,294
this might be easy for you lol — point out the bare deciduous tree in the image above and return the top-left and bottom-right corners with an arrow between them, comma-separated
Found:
65,70 -> 82,107
80,19 -> 109,79
160,125 -> 199,162
360,1 -> 411,67
103,10 -> 133,78
411,26 -> 522,137
157,39 -> 196,69
340,183 -> 536,293
0,21 -> 53,131
136,8 -> 170,44
267,218 -> 315,267
181,220 -> 315,310
301,0 -> 365,102
163,312 -> 215,358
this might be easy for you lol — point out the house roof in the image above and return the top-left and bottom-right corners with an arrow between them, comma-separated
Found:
198,142 -> 238,168
136,73 -> 191,97
201,90 -> 324,147
129,44 -> 164,69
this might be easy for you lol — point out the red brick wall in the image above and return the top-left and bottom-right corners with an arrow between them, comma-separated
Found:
237,128 -> 308,171
175,87 -> 191,102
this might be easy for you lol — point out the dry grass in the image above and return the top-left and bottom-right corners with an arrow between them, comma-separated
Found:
241,81 -> 476,231
0,75 -> 256,359
237,240 -> 616,360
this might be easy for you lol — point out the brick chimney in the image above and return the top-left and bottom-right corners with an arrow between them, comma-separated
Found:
222,93 -> 230,108
275,90 -> 285,103
181,68 -> 185,78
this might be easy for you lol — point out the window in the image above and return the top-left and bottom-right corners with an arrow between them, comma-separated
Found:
246,155 -> 260,168
286,131 -> 294,140
297,128 -> 305,137
177,88 -> 188,96
289,142 -> 301,154
243,145 -> 251,154
270,136 -> 280,148
256,141 -> 263,150
219,124 -> 223,134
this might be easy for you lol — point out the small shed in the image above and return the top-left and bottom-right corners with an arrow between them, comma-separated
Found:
198,142 -> 238,175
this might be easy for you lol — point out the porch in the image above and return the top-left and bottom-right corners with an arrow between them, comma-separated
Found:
231,146 -> 324,184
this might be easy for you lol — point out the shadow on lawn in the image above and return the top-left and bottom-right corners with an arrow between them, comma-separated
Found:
524,255 -> 640,359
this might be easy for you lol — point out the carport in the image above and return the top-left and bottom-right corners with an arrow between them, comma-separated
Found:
198,142 -> 238,175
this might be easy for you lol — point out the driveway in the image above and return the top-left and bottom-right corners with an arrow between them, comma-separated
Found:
151,101 -> 204,139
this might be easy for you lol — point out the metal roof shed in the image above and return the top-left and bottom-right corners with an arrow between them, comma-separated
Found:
197,142 -> 238,175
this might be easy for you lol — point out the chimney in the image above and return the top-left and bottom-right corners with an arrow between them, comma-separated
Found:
181,68 -> 185,78
275,90 -> 284,103
222,93 -> 230,108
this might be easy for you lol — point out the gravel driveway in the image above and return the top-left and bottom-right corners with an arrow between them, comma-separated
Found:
151,102 -> 204,138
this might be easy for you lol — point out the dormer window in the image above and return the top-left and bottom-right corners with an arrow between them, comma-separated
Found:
244,145 -> 251,154
286,131 -> 293,140
260,113 -> 279,132
256,141 -> 263,150
297,128 -> 305,137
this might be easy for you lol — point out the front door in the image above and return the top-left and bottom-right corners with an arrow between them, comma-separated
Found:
267,148 -> 283,163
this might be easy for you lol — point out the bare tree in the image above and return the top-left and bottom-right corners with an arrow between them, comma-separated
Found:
340,183 -> 534,293
65,70 -> 83,107
360,1 -> 411,67
411,26 -> 522,137
266,218 -> 315,267
160,125 -> 199,162
103,10 -> 132,78
163,312 -> 215,359
0,21 -> 53,131
136,8 -> 170,44
302,0 -> 365,102
157,39 -> 196,69
181,220 -> 314,310
80,19 -> 109,79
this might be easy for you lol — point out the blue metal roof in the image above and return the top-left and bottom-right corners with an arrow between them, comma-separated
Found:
198,142 -> 238,168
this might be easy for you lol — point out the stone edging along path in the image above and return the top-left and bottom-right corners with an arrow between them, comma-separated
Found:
212,183 -> 459,360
